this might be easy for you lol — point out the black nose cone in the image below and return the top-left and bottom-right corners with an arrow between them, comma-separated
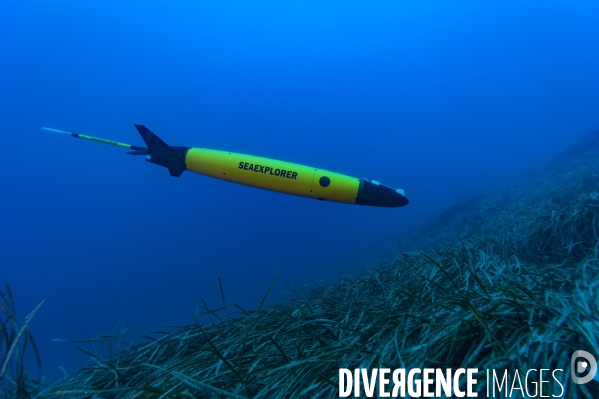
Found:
356,179 -> 409,207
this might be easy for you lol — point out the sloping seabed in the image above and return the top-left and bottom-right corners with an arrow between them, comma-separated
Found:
12,132 -> 599,398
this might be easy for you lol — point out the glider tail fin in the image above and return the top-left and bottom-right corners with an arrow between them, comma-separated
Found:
134,124 -> 173,154
133,124 -> 189,177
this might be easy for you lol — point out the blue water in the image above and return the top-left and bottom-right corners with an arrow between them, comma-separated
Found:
1,0 -> 598,377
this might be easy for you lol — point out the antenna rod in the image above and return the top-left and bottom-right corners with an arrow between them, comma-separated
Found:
42,127 -> 146,151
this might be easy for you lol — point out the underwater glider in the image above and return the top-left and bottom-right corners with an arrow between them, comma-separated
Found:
43,125 -> 409,207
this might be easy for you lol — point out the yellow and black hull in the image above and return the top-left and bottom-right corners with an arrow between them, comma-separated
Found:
180,147 -> 408,207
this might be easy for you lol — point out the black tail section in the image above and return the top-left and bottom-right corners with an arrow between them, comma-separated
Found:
133,124 -> 189,177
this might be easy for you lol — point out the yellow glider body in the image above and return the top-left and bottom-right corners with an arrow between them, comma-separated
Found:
185,148 -> 361,204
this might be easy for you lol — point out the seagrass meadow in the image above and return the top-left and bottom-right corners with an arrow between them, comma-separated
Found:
5,131 -> 599,398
